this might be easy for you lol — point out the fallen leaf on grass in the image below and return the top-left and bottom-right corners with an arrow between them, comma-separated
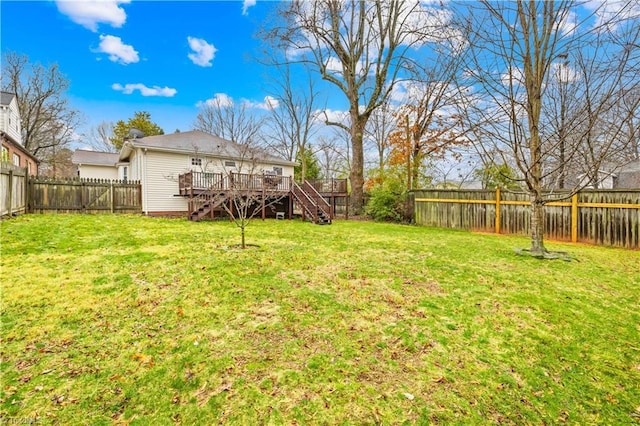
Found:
132,353 -> 154,367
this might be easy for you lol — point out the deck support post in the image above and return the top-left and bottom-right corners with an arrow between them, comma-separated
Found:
262,183 -> 266,220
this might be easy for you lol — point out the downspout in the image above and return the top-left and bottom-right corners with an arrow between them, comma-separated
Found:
143,147 -> 148,215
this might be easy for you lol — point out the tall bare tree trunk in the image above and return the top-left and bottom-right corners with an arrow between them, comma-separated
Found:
530,196 -> 545,255
350,115 -> 365,213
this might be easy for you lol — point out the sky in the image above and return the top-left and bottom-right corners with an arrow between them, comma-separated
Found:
1,0 -> 290,144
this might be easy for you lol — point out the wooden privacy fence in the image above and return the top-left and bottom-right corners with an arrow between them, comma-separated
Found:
29,177 -> 142,214
1,163 -> 28,217
413,189 -> 640,249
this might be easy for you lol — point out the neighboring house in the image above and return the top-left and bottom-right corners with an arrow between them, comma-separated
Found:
579,161 -> 640,189
72,150 -> 120,180
118,130 -> 296,216
0,91 -> 38,175
613,161 -> 640,189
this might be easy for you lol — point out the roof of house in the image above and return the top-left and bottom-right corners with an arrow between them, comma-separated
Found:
72,150 -> 120,166
616,160 -> 640,189
0,91 -> 16,106
119,130 -> 295,166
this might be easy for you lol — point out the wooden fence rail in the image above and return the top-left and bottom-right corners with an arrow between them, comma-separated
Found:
1,163 -> 28,217
413,189 -> 640,249
29,177 -> 142,214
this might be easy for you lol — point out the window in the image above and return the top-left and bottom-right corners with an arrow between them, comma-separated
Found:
123,166 -> 128,182
13,153 -> 20,167
191,158 -> 202,166
273,166 -> 283,176
224,160 -> 236,168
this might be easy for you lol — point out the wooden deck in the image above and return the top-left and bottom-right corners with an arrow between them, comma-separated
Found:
179,172 -> 347,196
179,171 -> 293,196
178,171 -> 349,222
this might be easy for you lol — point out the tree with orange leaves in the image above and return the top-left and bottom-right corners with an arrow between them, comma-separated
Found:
387,104 -> 467,191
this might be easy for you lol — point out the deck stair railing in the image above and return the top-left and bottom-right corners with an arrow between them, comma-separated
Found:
292,182 -> 332,224
188,190 -> 228,222
180,171 -> 334,224
303,181 -> 332,223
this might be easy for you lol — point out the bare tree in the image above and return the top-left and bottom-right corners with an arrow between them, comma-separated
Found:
267,0 -> 456,212
365,100 -> 395,170
85,121 -> 117,153
461,0 -> 640,256
189,138 -> 289,249
1,52 -> 81,162
194,97 -> 264,145
264,64 -> 320,181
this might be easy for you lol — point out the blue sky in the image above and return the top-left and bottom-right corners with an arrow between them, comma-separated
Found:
1,0 -> 287,138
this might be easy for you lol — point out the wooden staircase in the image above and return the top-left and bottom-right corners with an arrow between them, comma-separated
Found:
183,173 -> 334,225
291,181 -> 333,225
188,191 -> 229,221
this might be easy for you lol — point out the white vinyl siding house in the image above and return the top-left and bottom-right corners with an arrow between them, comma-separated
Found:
72,150 -> 120,180
118,130 -> 296,215
0,92 -> 22,144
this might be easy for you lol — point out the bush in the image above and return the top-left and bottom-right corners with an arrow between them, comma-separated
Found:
366,187 -> 405,221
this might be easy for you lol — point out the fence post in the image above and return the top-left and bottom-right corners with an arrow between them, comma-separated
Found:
8,169 -> 13,216
495,187 -> 501,234
110,181 -> 115,214
24,168 -> 29,213
81,181 -> 86,213
571,193 -> 579,243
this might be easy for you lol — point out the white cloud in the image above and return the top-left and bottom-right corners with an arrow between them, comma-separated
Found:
551,61 -> 580,84
197,93 -> 234,108
55,0 -> 129,32
243,96 -> 279,110
187,37 -> 217,67
97,35 -> 139,64
242,0 -> 256,16
500,66 -> 525,87
112,83 -> 177,97
313,109 -> 349,125
557,10 -> 579,35
585,0 -> 640,32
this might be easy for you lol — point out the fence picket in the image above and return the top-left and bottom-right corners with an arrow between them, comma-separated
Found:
27,177 -> 142,214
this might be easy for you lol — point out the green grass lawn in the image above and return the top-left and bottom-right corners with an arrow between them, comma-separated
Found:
1,215 -> 639,424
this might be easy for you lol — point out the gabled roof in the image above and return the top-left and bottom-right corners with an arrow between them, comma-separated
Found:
0,91 -> 16,106
72,149 -> 120,166
119,130 -> 295,166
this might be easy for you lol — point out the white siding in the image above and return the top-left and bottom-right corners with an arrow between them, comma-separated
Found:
143,150 -> 190,213
138,149 -> 295,214
0,97 -> 22,144
78,164 -> 118,180
199,157 -> 294,178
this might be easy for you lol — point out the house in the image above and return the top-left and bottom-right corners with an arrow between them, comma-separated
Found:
72,150 -> 120,180
579,161 -> 640,189
117,130 -> 297,216
71,130 -> 346,222
613,161 -> 640,189
0,91 -> 38,175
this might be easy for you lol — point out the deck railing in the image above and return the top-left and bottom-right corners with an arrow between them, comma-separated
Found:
303,180 -> 333,219
305,179 -> 348,194
179,171 -> 292,194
